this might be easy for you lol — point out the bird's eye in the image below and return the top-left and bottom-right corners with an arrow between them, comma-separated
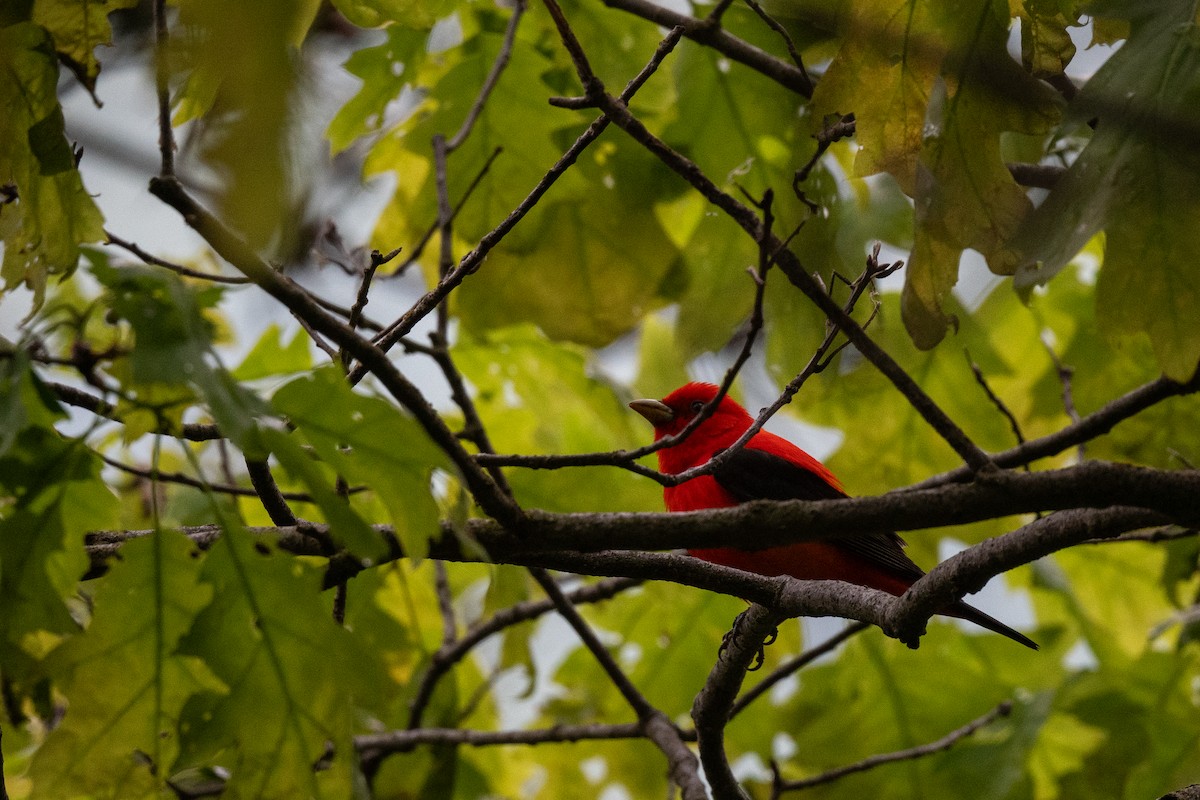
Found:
690,400 -> 705,413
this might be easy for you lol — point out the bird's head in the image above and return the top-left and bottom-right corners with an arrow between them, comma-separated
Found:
628,382 -> 752,440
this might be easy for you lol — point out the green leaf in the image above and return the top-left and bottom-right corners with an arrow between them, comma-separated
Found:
92,262 -> 218,386
32,0 -> 140,91
453,326 -> 660,513
29,530 -> 222,799
92,262 -> 273,447
172,0 -> 321,246
175,520 -> 378,798
0,430 -> 118,665
0,349 -> 63,456
0,22 -> 105,309
454,196 -> 681,346
331,0 -> 455,29
1013,0 -> 1200,380
326,24 -> 429,153
271,367 -> 450,561
257,426 -> 382,557
231,323 -> 312,381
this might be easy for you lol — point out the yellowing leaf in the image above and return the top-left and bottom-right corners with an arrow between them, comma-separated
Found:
456,197 -> 681,347
810,0 -> 942,194
32,0 -> 140,91
0,23 -> 105,310
901,0 -> 1060,348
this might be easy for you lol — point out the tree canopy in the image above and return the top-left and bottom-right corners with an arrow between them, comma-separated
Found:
1,0 -> 1199,798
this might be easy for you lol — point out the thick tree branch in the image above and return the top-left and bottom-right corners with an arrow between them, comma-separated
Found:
693,603 -> 785,800
729,622 -> 869,720
88,459 -> 1198,575
886,506 -> 1167,645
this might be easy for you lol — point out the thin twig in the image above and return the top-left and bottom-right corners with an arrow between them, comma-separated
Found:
742,0 -> 810,87
357,721 -> 647,754
153,0 -> 175,176
1083,526 -> 1198,545
106,231 -> 250,284
1042,338 -> 1084,461
600,0 -> 812,96
50,382 -> 222,441
910,366 -> 1200,490
244,458 -> 299,525
433,560 -> 458,646
358,25 -> 687,375
340,258 -> 381,370
446,0 -> 526,151
392,147 -> 502,275
433,134 -> 454,341
406,576 -> 641,731
966,350 -> 1027,449
294,312 -> 342,363
100,453 -> 349,502
772,701 -> 1013,794
529,565 -> 706,799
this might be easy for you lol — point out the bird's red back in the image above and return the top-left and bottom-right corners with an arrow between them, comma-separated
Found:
651,383 -> 841,493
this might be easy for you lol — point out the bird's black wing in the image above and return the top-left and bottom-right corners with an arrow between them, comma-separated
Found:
710,446 -> 926,582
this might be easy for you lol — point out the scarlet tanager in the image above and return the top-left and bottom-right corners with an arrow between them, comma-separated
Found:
630,382 -> 1037,650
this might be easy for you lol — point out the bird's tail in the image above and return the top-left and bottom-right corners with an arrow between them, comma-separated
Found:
947,601 -> 1039,650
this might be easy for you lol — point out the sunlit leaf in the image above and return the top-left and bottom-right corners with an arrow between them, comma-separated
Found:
231,323 -> 312,381
32,0 -> 140,91
272,366 -> 450,561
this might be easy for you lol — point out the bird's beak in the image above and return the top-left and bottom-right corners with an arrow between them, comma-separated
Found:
628,398 -> 675,427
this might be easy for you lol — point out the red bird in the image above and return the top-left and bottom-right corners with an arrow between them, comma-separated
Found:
630,382 -> 1037,650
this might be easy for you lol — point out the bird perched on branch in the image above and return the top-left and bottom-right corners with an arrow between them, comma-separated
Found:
629,381 -> 1037,650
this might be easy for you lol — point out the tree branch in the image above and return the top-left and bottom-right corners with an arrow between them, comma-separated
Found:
146,176 -> 522,528
599,0 -> 813,96
912,368 -> 1200,489
359,24 -> 687,371
692,603 -> 784,800
529,567 -> 706,799
543,15 -> 994,474
773,701 -> 1013,794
